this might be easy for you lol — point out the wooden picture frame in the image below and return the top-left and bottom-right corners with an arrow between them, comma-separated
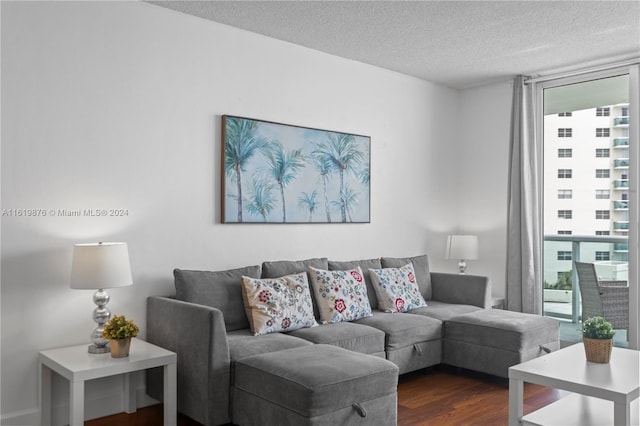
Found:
222,115 -> 371,223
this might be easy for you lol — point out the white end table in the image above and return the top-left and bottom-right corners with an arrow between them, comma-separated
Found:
508,343 -> 639,426
39,338 -> 177,426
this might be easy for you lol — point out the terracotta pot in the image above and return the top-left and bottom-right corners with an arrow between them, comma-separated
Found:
583,336 -> 612,363
109,338 -> 132,358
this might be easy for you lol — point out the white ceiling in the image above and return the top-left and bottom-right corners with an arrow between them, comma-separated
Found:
148,1 -> 640,89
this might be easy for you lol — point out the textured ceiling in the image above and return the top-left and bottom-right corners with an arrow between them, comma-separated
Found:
148,1 -> 640,89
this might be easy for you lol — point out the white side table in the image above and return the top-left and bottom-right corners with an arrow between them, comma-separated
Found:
39,338 -> 177,426
492,297 -> 505,309
509,343 -> 639,426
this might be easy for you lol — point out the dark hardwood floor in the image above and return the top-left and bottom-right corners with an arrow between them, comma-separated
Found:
86,366 -> 566,426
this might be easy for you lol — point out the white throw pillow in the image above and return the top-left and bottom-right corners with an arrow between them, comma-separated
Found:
369,263 -> 427,313
241,273 -> 318,336
308,266 -> 373,324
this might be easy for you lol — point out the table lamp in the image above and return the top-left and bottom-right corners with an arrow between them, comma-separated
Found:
70,242 -> 133,353
445,235 -> 478,274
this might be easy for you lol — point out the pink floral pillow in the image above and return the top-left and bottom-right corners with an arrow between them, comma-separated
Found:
368,263 -> 427,313
241,273 -> 318,336
308,266 -> 373,324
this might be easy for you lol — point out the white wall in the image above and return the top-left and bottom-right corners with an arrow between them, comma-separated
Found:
1,1 -> 462,423
457,81 -> 514,297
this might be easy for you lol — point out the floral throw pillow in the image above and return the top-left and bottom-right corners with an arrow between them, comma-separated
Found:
241,273 -> 318,336
369,263 -> 427,313
308,266 -> 373,324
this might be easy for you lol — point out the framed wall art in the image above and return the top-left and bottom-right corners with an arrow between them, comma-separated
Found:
222,115 -> 371,223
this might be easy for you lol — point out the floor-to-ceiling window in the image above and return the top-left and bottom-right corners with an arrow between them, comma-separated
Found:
539,67 -> 638,348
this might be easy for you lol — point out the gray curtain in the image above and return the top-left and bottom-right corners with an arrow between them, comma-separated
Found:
506,76 -> 542,314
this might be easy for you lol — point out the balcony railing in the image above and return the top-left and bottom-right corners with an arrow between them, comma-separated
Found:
614,117 -> 629,126
614,179 -> 629,189
544,234 -> 628,323
614,159 -> 629,168
613,200 -> 629,210
614,242 -> 629,252
614,138 -> 629,147
614,221 -> 629,230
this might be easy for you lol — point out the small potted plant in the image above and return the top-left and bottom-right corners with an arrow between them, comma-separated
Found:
582,316 -> 615,363
102,315 -> 139,358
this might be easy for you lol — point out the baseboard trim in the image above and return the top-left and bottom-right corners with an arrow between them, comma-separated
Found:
1,387 -> 159,425
0,407 -> 41,426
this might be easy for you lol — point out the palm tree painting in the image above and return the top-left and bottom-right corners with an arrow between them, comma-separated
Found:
298,190 -> 319,222
222,115 -> 370,223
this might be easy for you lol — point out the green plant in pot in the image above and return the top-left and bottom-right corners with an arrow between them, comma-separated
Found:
582,316 -> 615,363
102,315 -> 139,358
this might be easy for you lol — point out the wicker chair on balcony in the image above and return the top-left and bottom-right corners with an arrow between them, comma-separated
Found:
574,261 -> 629,332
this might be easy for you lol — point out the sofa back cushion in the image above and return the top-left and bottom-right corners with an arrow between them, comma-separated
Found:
328,258 -> 381,310
381,254 -> 432,300
174,265 -> 261,331
261,258 -> 328,319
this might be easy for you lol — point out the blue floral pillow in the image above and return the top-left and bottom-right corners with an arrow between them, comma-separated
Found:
308,266 -> 373,324
241,273 -> 318,336
369,263 -> 427,313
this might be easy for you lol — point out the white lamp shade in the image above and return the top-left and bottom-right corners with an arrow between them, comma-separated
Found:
70,242 -> 133,289
445,235 -> 479,260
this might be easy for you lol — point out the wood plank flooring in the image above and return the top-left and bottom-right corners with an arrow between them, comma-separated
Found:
86,366 -> 566,426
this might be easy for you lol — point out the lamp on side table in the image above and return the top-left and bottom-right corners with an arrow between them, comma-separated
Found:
70,242 -> 133,353
445,235 -> 479,274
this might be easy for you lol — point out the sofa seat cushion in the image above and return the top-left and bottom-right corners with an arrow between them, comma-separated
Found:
233,344 -> 398,423
409,300 -> 482,322
445,309 -> 559,352
288,322 -> 385,356
354,311 -> 442,349
227,329 -> 312,362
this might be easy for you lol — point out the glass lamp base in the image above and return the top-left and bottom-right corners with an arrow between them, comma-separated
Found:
88,343 -> 110,354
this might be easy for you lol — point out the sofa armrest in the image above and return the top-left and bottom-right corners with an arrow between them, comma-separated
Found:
430,273 -> 492,308
146,296 -> 231,425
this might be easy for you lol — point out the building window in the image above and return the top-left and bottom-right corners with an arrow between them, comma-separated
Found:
558,189 -> 572,199
595,148 -> 610,158
559,112 -> 573,117
596,230 -> 610,236
595,189 -> 610,199
558,210 -> 572,219
558,230 -> 572,235
622,193 -> 629,201
595,169 -> 610,178
558,148 -> 572,158
558,128 -> 572,137
596,107 -> 610,117
557,251 -> 572,261
596,128 -> 610,137
595,251 -> 610,261
558,169 -> 572,178
621,107 -> 629,117
595,210 -> 610,219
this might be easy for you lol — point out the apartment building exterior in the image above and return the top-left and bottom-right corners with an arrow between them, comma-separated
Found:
543,103 -> 630,287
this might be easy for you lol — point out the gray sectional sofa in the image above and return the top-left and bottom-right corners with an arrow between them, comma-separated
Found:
146,255 -> 559,425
